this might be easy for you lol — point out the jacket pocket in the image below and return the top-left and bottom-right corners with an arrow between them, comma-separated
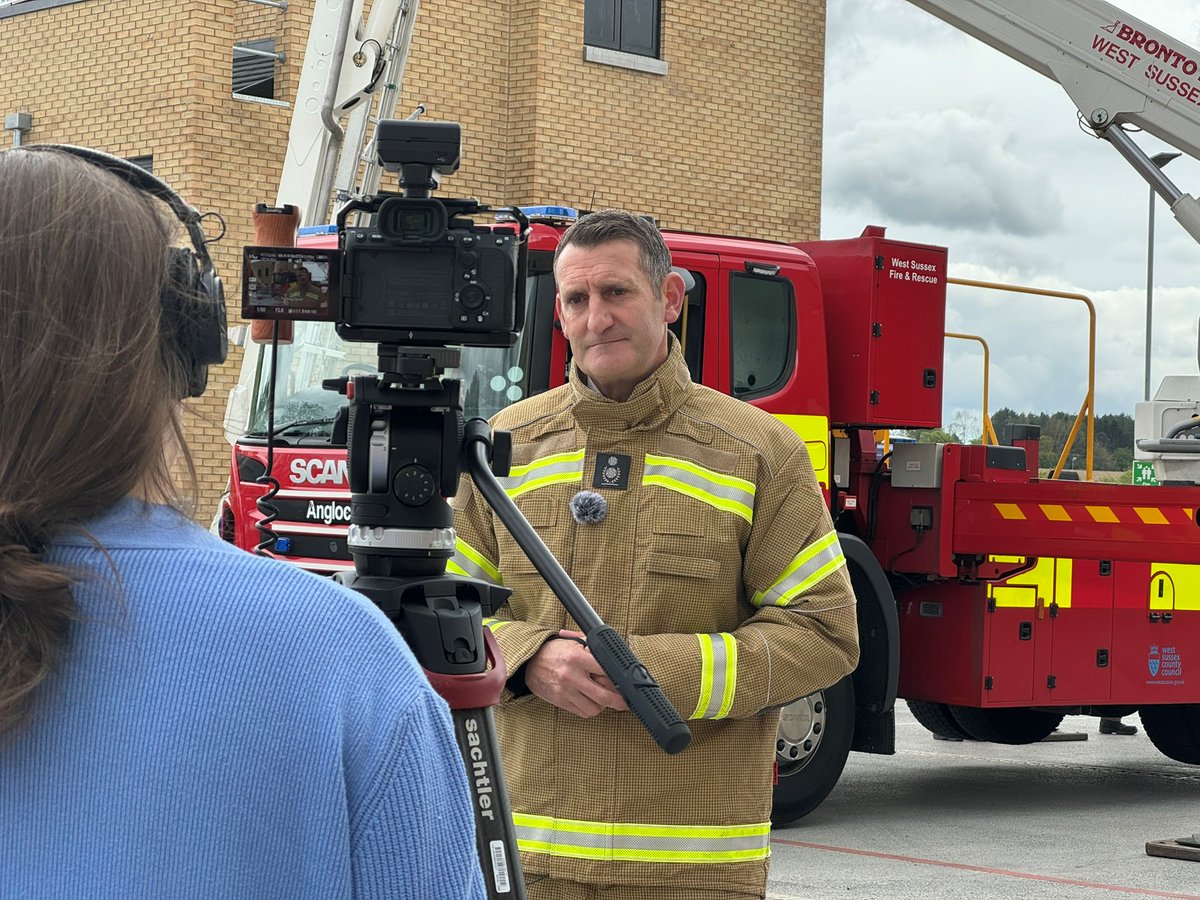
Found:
502,496 -> 559,574
646,553 -> 719,580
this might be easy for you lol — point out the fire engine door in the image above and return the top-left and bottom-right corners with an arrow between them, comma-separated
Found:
986,557 -> 1114,704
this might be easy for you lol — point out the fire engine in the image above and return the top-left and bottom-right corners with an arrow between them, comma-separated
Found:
218,0 -> 1200,824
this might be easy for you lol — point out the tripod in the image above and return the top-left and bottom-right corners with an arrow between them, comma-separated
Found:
325,344 -> 690,899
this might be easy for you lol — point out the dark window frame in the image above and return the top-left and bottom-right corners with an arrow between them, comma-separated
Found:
584,0 -> 661,59
233,38 -> 278,100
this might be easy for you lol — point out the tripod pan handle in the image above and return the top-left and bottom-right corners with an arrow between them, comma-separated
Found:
588,625 -> 691,755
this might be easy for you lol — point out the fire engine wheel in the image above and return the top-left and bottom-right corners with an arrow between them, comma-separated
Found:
1140,704 -> 1200,764
906,699 -> 973,740
771,674 -> 855,826
946,705 -> 1064,744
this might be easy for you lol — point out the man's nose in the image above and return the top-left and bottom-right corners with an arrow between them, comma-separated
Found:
586,296 -> 613,331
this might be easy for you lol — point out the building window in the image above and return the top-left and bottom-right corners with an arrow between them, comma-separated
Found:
126,155 -> 153,174
233,38 -> 278,100
729,273 -> 795,400
584,0 -> 660,59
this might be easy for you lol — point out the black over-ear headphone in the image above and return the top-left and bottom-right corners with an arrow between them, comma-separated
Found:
23,144 -> 228,398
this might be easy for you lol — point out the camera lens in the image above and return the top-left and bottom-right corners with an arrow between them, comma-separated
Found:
457,283 -> 487,311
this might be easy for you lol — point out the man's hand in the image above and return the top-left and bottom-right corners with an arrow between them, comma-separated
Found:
525,630 -> 628,718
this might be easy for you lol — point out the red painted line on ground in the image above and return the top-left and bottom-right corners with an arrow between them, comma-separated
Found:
771,837 -> 1200,899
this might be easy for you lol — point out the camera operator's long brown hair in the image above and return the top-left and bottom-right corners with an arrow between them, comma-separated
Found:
0,148 -> 194,734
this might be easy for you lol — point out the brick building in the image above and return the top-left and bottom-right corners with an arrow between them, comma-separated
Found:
0,0 -> 826,518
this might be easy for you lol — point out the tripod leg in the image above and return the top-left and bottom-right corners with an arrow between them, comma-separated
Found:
451,707 -> 527,899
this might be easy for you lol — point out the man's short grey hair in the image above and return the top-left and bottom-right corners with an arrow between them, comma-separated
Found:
553,209 -> 673,292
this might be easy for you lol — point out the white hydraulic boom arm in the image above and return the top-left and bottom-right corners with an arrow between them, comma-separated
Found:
277,0 -> 420,227
905,0 -> 1200,244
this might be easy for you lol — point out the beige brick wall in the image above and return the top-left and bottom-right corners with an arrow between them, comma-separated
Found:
0,0 -> 824,521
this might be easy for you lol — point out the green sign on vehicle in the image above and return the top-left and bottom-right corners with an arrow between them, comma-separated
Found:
1133,460 -> 1160,486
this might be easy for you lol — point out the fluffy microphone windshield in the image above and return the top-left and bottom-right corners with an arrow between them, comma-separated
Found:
570,490 -> 608,525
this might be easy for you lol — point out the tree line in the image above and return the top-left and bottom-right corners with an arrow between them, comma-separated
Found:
904,407 -> 1135,472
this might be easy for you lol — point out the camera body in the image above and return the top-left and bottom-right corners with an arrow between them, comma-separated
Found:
242,120 -> 527,349
336,195 -> 523,347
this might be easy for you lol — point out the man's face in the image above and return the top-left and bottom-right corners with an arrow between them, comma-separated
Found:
554,238 -> 684,401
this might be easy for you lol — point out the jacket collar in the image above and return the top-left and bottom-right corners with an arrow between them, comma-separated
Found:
568,333 -> 692,432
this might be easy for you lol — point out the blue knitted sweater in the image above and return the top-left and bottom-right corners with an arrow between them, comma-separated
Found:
0,499 -> 486,899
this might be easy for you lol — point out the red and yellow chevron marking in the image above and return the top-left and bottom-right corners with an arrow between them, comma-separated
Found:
992,502 -> 1195,526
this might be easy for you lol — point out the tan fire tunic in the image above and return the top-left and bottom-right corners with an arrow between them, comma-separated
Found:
450,341 -> 859,895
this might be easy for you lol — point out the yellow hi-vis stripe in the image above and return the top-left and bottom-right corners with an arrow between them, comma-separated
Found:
512,813 -> 771,864
642,454 -> 756,524
448,538 -> 503,585
692,633 -> 737,720
497,449 -> 585,499
752,530 -> 846,608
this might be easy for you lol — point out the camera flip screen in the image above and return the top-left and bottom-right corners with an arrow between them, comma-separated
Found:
242,247 -> 340,322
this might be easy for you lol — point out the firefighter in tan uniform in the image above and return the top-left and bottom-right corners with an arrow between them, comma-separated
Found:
450,210 -> 859,900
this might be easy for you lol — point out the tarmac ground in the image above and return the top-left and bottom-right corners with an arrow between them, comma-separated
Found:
766,706 -> 1200,899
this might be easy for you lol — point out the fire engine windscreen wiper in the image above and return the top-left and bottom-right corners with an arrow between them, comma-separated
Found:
268,417 -> 336,438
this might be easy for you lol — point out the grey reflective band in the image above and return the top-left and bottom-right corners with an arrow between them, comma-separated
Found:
692,633 -> 737,720
496,449 -> 586,498
448,538 -> 504,585
642,454 -> 755,523
752,530 -> 846,608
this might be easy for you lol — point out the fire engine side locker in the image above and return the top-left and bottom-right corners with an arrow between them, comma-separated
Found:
796,227 -> 946,429
952,476 -> 1200,707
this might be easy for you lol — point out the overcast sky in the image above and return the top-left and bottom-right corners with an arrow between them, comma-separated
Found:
821,0 -> 1200,426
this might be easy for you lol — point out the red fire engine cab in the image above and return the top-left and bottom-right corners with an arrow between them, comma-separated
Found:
220,208 -> 1200,824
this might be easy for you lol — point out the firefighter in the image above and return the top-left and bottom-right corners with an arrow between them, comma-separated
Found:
450,209 -> 860,899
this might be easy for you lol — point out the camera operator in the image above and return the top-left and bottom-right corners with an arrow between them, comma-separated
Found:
450,209 -> 860,899
0,147 -> 485,899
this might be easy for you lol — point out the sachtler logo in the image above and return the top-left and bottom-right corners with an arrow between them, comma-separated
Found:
465,716 -> 496,821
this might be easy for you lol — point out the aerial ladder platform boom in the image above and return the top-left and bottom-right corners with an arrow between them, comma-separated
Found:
225,0 -> 419,436
277,0 -> 420,228
906,0 -> 1200,244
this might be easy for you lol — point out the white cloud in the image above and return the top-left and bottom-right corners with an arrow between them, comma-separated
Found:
822,0 -> 1200,419
827,109 -> 1064,235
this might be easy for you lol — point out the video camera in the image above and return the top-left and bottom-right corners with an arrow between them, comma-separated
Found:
241,119 -> 528,349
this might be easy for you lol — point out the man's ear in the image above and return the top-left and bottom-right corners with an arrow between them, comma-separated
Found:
661,271 -> 686,324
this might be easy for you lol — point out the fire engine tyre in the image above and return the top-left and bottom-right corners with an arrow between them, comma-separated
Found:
906,699 -> 973,740
771,675 -> 855,826
1140,704 -> 1200,764
946,705 -> 1064,744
